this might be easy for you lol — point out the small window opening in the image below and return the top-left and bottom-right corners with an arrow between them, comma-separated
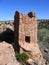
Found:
25,36 -> 30,43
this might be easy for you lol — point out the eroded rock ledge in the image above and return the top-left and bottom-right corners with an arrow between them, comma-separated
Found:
0,41 -> 20,65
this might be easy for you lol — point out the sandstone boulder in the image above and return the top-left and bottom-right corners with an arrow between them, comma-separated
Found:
0,41 -> 20,65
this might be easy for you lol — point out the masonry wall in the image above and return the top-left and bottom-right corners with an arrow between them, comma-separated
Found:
14,11 -> 37,51
19,13 -> 37,44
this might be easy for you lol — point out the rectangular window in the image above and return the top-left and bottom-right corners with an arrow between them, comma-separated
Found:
25,36 -> 30,43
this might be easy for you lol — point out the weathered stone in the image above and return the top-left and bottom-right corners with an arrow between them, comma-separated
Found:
14,11 -> 37,46
28,11 -> 35,18
14,11 -> 45,65
0,41 -> 20,65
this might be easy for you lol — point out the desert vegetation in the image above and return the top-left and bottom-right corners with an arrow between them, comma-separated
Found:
38,20 -> 49,64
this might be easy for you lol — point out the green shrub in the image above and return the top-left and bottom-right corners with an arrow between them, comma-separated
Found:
15,52 -> 29,64
38,28 -> 49,35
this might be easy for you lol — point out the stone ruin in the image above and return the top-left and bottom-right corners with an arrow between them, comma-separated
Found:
14,11 -> 45,65
14,11 -> 37,52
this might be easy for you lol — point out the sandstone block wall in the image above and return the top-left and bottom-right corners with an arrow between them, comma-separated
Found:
14,11 -> 37,52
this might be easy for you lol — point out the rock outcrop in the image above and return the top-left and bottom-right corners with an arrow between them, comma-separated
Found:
0,41 -> 20,65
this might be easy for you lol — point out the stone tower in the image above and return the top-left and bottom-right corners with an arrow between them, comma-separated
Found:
14,11 -> 45,65
14,11 -> 37,52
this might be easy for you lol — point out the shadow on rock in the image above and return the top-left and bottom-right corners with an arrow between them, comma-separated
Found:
0,28 -> 14,44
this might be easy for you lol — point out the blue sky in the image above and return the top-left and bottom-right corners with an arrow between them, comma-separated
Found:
0,0 -> 49,21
